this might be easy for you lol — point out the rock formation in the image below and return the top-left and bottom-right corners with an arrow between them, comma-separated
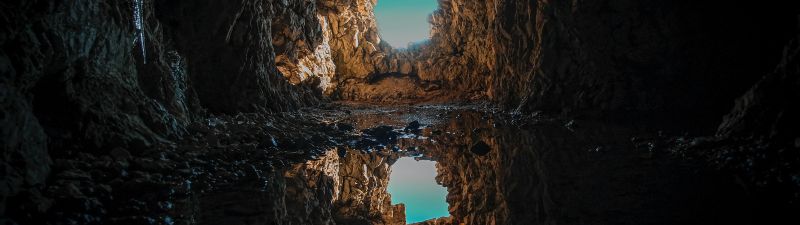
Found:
488,0 -> 799,127
334,149 -> 405,225
320,0 -> 799,130
383,0 -> 799,129
0,0 -> 329,221
683,32 -> 800,202
2,0 -> 799,224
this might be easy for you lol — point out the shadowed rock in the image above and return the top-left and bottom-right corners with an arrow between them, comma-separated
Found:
470,141 -> 492,156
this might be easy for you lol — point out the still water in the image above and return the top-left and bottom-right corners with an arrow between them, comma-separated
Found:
175,104 -> 790,225
387,157 -> 449,223
335,104 -> 766,224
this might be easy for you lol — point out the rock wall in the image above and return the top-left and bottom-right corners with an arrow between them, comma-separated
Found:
686,32 -> 800,202
386,0 -> 798,128
415,0 -> 498,100
155,0 -> 322,113
324,0 -> 499,102
339,0 -> 798,128
2,1 -> 194,217
0,0 -> 339,220
490,0 -> 799,127
317,0 -> 441,102
717,34 -> 800,144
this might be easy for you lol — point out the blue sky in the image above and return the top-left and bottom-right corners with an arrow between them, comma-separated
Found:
373,0 -> 439,48
387,157 -> 450,223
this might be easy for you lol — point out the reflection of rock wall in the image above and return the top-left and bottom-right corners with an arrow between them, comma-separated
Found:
196,151 -> 341,225
411,111 -> 766,225
194,149 -> 405,225
334,149 -> 405,225
424,112 -> 509,225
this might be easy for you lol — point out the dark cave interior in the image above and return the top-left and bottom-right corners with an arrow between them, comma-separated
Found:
1,0 -> 799,224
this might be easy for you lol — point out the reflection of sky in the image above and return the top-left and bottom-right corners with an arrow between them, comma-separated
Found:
373,0 -> 439,48
388,157 -> 450,223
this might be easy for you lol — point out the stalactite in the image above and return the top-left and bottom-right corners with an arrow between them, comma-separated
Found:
133,0 -> 146,64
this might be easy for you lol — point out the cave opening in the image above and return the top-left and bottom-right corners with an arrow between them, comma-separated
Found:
373,0 -> 439,48
388,156 -> 450,223
3,0 -> 800,225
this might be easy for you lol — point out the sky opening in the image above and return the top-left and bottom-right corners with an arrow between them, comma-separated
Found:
387,157 -> 450,223
373,0 -> 439,48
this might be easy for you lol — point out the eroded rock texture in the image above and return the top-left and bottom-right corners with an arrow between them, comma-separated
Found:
317,0 -> 441,102
192,149 -> 405,225
684,33 -> 800,202
402,0 -> 799,128
325,0 -> 798,127
414,111 -> 773,225
334,149 -> 405,225
327,0 -> 499,102
0,0 -> 332,220
490,1 -> 799,126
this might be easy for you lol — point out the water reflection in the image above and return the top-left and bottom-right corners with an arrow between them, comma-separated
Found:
388,157 -> 449,223
338,105 -> 762,224
176,105 -> 775,225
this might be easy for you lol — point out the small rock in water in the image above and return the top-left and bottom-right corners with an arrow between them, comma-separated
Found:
362,126 -> 399,144
470,141 -> 492,156
405,120 -> 421,131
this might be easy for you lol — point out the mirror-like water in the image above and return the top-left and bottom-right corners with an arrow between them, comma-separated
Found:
181,104 -> 791,225
388,157 -> 449,223
333,104 -> 767,224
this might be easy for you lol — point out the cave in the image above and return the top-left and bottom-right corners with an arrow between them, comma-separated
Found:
1,0 -> 799,224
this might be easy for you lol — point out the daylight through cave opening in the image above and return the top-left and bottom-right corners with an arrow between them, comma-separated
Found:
373,0 -> 439,48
